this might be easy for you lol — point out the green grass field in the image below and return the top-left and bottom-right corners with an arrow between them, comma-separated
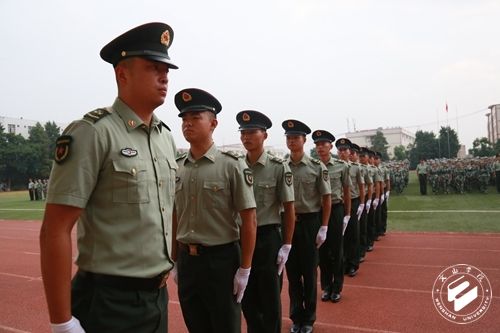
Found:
1,174 -> 499,232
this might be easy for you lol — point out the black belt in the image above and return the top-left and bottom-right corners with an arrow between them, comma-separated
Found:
76,270 -> 169,291
257,224 -> 280,234
295,212 -> 319,222
178,241 -> 236,256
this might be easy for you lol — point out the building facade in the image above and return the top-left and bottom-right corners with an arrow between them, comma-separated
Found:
346,127 -> 415,159
486,104 -> 500,144
0,116 -> 67,138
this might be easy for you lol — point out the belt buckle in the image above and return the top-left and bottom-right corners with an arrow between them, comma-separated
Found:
188,244 -> 199,256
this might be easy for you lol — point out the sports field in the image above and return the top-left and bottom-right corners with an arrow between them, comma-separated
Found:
0,173 -> 499,332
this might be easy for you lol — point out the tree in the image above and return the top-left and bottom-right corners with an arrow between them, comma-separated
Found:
438,126 -> 460,158
28,122 -> 51,177
370,129 -> 389,160
495,139 -> 500,155
469,137 -> 495,157
309,148 -> 319,159
408,130 -> 438,169
393,145 -> 407,161
44,121 -> 61,160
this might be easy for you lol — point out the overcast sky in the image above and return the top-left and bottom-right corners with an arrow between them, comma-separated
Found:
1,0 -> 499,152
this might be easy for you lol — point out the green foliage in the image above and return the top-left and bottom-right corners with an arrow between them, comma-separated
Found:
369,129 -> 389,160
495,139 -> 500,154
309,147 -> 319,159
468,137 -> 495,157
0,122 -> 61,189
393,145 -> 407,161
438,126 -> 460,158
409,130 -> 438,169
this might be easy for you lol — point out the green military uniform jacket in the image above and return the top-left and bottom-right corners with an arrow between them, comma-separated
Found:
47,98 -> 178,278
246,152 -> 295,226
494,160 -> 500,172
360,163 -> 373,195
286,154 -> 331,213
416,163 -> 428,175
348,161 -> 364,199
175,144 -> 256,245
323,157 -> 351,203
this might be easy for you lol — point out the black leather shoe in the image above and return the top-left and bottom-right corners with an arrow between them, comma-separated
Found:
359,256 -> 365,263
331,293 -> 341,303
348,268 -> 358,277
321,290 -> 331,302
367,245 -> 374,252
290,323 -> 301,333
300,325 -> 313,333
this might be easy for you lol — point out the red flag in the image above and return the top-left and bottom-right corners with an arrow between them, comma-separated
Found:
445,103 -> 448,112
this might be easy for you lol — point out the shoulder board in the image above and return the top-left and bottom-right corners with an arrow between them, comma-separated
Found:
310,158 -> 321,164
83,108 -> 111,124
221,150 -> 241,160
176,152 -> 187,161
269,155 -> 285,164
335,158 -> 345,164
161,121 -> 171,131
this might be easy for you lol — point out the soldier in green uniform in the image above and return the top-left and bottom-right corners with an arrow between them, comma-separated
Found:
366,150 -> 382,251
373,152 -> 385,238
358,147 -> 373,263
283,120 -> 331,333
40,23 -> 179,333
379,158 -> 391,236
416,158 -> 428,195
172,88 -> 257,333
315,133 -> 351,305
345,142 -> 365,276
495,153 -> 500,193
236,110 -> 295,333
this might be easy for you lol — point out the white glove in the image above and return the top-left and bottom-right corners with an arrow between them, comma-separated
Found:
233,267 -> 251,303
385,191 -> 390,202
51,316 -> 85,333
372,198 -> 379,210
276,244 -> 292,276
365,199 -> 372,213
170,262 -> 178,285
342,215 -> 350,236
357,204 -> 365,221
380,193 -> 385,204
316,225 -> 328,248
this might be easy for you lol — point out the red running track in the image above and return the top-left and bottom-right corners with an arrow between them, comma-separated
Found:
0,220 -> 499,333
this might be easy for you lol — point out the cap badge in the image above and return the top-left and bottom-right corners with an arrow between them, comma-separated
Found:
315,130 -> 322,136
160,30 -> 171,47
182,92 -> 192,102
287,121 -> 294,128
121,51 -> 127,57
242,112 -> 250,122
340,139 -> 345,144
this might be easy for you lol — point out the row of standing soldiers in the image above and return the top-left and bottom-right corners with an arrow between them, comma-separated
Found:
416,156 -> 499,195
28,178 -> 48,200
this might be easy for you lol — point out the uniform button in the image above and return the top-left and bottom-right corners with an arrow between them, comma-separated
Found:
159,180 -> 162,187
131,168 -> 136,176
191,178 -> 195,182
194,164 -> 198,168
154,157 -> 157,162
161,207 -> 165,212
190,230 -> 194,233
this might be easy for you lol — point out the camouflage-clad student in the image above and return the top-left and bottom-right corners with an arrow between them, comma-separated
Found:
236,110 -> 295,333
172,88 -> 257,333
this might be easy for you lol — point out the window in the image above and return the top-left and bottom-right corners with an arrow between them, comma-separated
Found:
8,124 -> 16,134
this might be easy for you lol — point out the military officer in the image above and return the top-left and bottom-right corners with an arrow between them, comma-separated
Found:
357,147 -> 373,263
314,133 -> 351,304
172,88 -> 257,333
416,158 -> 428,195
40,22 -> 179,333
236,110 -> 295,333
344,142 -> 365,276
283,120 -> 331,333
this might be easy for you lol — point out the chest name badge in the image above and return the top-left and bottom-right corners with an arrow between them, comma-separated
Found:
121,148 -> 138,157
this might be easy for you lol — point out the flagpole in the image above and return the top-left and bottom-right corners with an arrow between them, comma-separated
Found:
446,102 -> 450,158
437,107 -> 441,158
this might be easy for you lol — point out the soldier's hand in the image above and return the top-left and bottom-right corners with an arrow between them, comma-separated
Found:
385,191 -> 390,202
372,198 -> 379,210
342,215 -> 350,236
365,199 -> 372,213
357,204 -> 365,220
380,194 -> 385,204
170,262 -> 178,285
51,316 -> 86,333
276,244 -> 292,276
233,267 -> 251,303
316,226 -> 328,248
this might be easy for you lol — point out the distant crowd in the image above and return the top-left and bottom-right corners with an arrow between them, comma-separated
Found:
28,178 -> 48,201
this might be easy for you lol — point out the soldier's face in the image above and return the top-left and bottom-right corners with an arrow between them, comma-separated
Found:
240,129 -> 267,151
315,141 -> 332,159
349,151 -> 358,162
117,58 -> 169,110
181,111 -> 217,143
359,154 -> 368,163
286,135 -> 305,152
337,148 -> 350,161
